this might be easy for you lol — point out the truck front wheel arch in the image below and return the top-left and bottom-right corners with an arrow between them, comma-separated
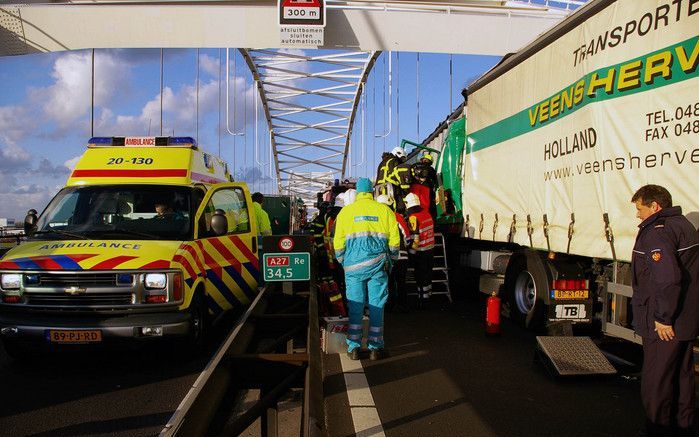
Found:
503,250 -> 551,330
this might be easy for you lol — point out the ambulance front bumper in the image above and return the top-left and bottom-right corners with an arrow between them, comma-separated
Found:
0,312 -> 191,340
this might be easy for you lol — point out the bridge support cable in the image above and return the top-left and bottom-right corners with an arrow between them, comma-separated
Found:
241,49 -> 379,206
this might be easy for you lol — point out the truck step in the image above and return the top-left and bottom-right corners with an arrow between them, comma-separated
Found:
535,336 -> 616,377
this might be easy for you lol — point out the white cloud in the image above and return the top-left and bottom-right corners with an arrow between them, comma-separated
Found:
0,106 -> 34,145
0,143 -> 32,173
199,54 -> 220,78
36,157 -> 70,177
96,76 -> 256,137
64,155 -> 81,171
0,190 -> 54,221
29,51 -> 132,129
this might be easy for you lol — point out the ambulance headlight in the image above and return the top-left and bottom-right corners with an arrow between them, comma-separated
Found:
1,274 -> 21,290
144,273 -> 167,289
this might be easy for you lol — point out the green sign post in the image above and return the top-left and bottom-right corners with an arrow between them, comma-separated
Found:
262,252 -> 311,282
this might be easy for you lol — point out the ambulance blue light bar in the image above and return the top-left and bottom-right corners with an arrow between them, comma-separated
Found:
87,137 -> 197,149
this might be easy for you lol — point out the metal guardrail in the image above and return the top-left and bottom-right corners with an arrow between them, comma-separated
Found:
160,287 -> 268,437
159,276 -> 323,437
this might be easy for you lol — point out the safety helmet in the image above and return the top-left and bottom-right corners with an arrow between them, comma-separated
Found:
343,189 -> 357,205
404,193 -> 421,210
391,146 -> 406,159
376,194 -> 391,206
421,152 -> 433,163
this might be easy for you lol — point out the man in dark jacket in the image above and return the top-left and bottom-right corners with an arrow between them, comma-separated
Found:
630,184 -> 699,437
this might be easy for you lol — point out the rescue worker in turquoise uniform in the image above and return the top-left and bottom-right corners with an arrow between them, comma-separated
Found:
333,178 -> 400,361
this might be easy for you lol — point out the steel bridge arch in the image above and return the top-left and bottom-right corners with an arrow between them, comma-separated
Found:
240,48 -> 379,203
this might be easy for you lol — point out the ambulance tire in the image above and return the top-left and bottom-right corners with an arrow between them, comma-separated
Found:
503,251 -> 549,331
186,291 -> 209,350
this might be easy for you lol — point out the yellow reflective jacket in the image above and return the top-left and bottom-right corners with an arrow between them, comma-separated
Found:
333,192 -> 400,275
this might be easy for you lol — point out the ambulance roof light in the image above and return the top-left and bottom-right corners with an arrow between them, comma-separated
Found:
87,136 -> 197,149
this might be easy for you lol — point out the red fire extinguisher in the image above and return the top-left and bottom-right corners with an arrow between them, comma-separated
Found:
486,291 -> 501,336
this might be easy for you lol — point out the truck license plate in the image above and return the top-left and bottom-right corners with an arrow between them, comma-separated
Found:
554,304 -> 587,319
47,330 -> 102,344
553,290 -> 588,299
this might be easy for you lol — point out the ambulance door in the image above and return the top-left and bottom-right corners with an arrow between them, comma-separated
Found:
195,184 -> 260,309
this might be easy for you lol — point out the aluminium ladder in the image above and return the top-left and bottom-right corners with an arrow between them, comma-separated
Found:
406,232 -> 452,303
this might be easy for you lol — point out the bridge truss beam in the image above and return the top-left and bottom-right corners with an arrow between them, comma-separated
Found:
242,49 -> 378,205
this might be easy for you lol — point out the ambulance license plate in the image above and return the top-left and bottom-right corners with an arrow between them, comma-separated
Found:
553,290 -> 588,299
48,330 -> 102,344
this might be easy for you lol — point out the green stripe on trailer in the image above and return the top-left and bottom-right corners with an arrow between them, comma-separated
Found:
467,35 -> 699,154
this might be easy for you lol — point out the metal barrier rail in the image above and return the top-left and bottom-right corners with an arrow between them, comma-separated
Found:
159,287 -> 268,437
159,279 -> 323,437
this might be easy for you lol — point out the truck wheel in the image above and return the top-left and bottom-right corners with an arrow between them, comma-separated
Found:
504,251 -> 549,330
187,292 -> 209,349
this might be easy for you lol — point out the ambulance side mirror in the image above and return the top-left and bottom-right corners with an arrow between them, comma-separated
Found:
24,209 -> 38,236
211,209 -> 228,236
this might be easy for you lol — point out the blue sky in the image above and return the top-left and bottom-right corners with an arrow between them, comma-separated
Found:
0,47 -> 500,220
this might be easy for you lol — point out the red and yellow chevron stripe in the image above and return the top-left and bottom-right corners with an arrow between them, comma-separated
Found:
172,236 -> 259,314
0,254 -> 169,270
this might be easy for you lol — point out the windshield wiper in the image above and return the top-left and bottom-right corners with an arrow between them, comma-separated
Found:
32,229 -> 90,240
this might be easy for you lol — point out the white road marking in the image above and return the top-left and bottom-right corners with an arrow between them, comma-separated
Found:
351,407 -> 386,437
339,352 -> 386,437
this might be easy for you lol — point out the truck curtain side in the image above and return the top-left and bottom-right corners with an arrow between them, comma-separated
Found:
434,0 -> 698,337
465,0 -> 697,260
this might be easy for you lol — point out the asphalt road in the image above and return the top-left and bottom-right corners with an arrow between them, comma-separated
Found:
323,295 -> 698,437
0,335 -> 218,437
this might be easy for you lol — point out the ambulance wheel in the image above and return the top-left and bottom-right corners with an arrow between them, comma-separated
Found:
504,251 -> 549,330
187,292 -> 209,349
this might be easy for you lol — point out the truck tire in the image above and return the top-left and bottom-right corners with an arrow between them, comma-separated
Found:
503,251 -> 550,330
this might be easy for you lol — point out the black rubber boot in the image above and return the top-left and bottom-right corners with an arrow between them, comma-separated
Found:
369,349 -> 384,361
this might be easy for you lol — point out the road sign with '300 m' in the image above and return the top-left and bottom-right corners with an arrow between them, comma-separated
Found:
278,0 -> 325,26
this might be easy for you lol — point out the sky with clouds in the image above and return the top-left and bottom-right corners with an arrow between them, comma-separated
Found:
0,47 -> 499,222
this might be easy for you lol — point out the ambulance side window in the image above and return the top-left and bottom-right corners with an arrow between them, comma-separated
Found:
199,188 -> 251,237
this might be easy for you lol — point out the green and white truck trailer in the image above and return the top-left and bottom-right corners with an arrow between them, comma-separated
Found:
422,0 -> 698,341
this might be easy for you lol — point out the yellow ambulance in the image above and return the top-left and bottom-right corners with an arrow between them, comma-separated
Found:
0,136 -> 259,356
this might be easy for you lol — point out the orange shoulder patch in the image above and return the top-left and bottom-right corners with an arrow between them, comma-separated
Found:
651,251 -> 662,262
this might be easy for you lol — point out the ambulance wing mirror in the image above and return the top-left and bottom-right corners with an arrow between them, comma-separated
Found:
211,209 -> 228,236
24,209 -> 38,236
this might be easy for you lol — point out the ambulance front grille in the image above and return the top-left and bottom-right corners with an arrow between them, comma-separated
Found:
25,292 -> 134,306
37,273 -> 120,287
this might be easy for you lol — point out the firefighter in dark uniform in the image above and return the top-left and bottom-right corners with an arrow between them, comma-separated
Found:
375,146 -> 411,212
630,185 -> 699,437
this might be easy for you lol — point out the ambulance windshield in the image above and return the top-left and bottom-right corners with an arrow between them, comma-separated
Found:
34,185 -> 194,240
